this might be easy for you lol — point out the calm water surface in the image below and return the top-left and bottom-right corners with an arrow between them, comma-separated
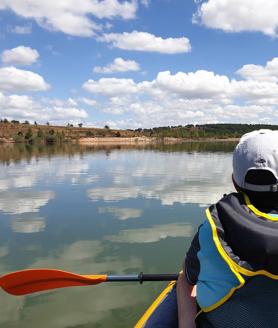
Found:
0,142 -> 236,327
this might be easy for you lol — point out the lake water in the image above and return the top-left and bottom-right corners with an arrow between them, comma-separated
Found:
0,142 -> 236,327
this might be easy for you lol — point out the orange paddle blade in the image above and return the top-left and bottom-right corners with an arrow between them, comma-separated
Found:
0,269 -> 107,296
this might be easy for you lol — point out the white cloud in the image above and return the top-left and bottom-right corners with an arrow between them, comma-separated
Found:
2,46 -> 39,66
79,97 -> 97,106
83,77 -> 139,96
83,70 -> 232,100
8,24 -> 32,34
82,57 -> 278,127
0,66 -> 49,93
51,106 -> 88,119
93,57 -> 140,74
155,70 -> 231,100
194,0 -> 278,36
140,0 -> 150,7
98,31 -> 191,54
237,57 -> 278,82
231,79 -> 278,101
3,56 -> 278,127
0,93 -> 44,121
87,0 -> 137,19
0,0 -> 137,37
45,44 -> 60,56
0,93 -> 88,123
42,97 -> 78,107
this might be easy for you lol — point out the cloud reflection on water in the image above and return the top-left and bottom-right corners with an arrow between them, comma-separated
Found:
11,217 -> 46,233
0,191 -> 54,214
0,284 -> 149,328
0,246 -> 9,257
0,145 -> 236,327
98,206 -> 142,220
0,238 -> 145,327
88,151 -> 234,206
0,156 -> 94,191
30,239 -> 143,274
105,223 -> 193,243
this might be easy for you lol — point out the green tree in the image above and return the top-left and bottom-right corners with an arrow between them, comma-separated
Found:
37,129 -> 44,139
25,128 -> 33,142
13,131 -> 24,143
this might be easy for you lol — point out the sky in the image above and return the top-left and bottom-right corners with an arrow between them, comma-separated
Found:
1,0 -> 278,129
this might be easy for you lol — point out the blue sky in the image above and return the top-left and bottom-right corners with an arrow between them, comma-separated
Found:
1,0 -> 278,129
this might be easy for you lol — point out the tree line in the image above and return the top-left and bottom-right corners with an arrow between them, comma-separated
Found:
136,124 -> 278,138
1,119 -> 278,142
13,128 -> 65,144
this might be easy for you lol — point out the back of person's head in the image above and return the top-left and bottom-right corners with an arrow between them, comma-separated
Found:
233,129 -> 278,211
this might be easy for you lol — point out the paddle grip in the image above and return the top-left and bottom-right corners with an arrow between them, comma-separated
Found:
139,273 -> 179,283
106,273 -> 179,283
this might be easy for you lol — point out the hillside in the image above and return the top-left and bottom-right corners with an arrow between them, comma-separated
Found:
1,121 -> 278,144
0,121 -> 138,143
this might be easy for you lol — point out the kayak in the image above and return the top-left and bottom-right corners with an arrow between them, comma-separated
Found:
135,278 -> 278,328
135,281 -> 178,328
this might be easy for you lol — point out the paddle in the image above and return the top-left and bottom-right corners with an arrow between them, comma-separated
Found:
0,269 -> 179,296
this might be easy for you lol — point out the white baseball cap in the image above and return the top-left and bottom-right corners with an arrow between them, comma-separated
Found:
233,129 -> 278,192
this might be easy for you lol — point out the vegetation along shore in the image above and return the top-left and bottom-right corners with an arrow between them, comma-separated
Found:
0,119 -> 278,145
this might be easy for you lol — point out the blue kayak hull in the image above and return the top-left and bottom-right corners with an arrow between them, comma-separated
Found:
135,282 -> 178,328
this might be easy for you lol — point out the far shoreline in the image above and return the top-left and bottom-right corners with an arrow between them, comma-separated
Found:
0,122 -> 276,145
78,136 -> 239,145
0,136 -> 240,145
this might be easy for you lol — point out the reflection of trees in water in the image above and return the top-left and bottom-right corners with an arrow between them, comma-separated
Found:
0,141 -> 237,165
148,141 -> 237,153
0,143 -> 84,165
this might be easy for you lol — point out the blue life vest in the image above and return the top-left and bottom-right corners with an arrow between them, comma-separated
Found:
196,192 -> 278,314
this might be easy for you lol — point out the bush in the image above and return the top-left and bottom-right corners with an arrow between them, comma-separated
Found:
37,129 -> 44,138
86,131 -> 94,137
25,128 -> 34,143
45,134 -> 57,144
13,131 -> 24,143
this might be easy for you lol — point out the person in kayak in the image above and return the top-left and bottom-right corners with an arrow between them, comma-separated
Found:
177,129 -> 278,328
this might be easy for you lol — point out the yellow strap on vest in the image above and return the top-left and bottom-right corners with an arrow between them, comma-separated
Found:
203,208 -> 245,312
206,206 -> 278,280
243,193 -> 278,222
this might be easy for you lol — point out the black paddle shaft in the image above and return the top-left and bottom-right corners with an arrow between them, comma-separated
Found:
107,272 -> 179,283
